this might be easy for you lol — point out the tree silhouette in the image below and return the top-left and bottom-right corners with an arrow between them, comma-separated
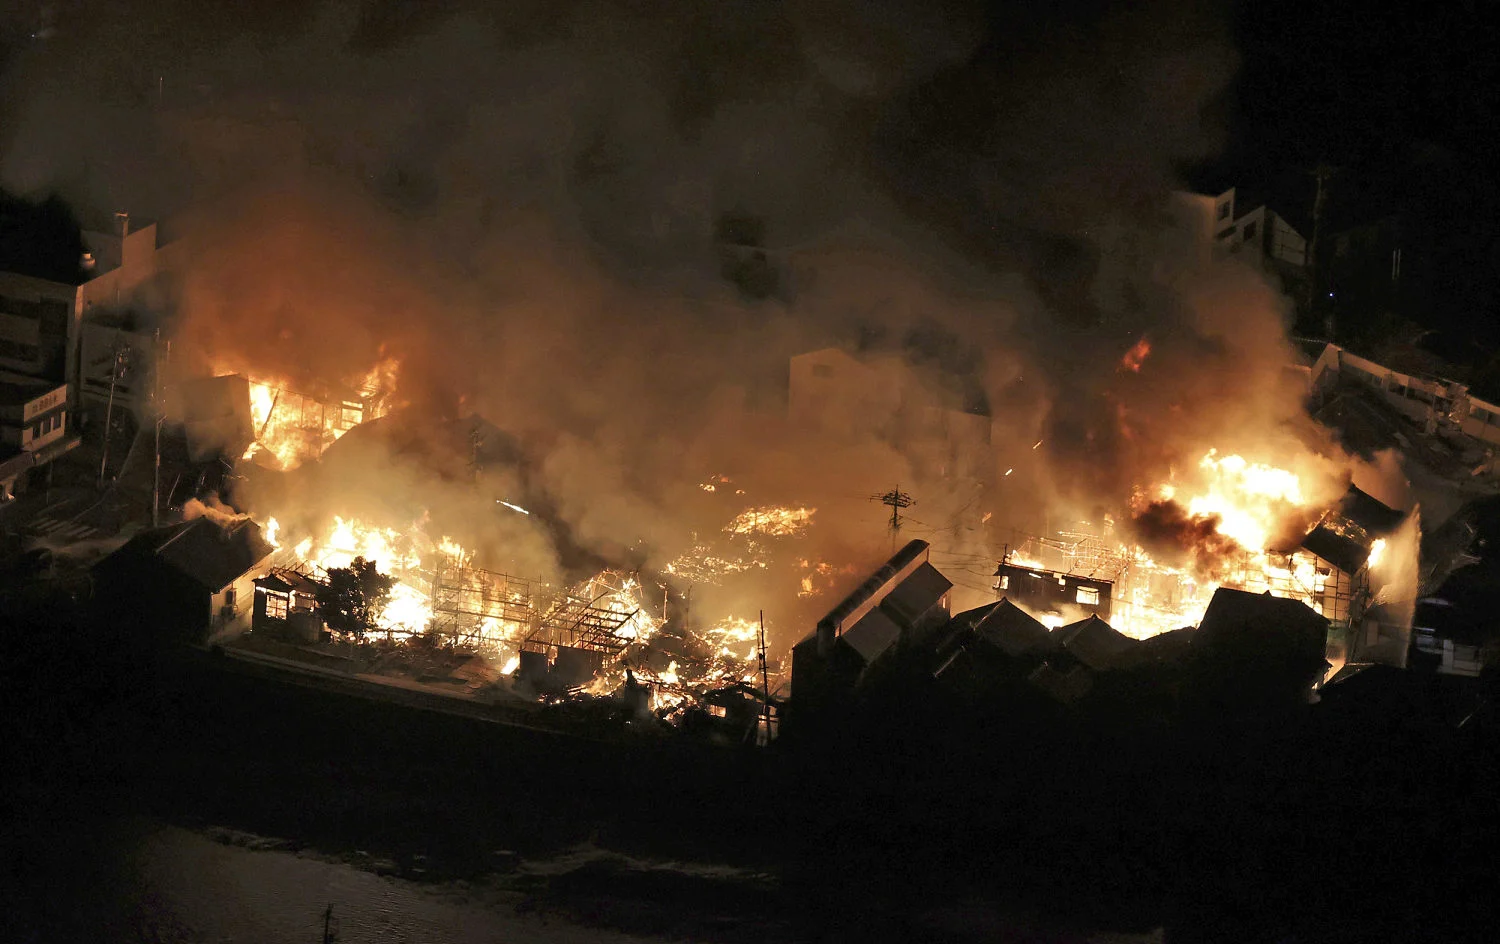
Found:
315,557 -> 395,636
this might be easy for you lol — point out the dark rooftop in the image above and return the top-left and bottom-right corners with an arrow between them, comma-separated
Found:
114,516 -> 274,593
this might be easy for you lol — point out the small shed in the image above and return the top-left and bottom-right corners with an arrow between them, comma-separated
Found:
252,567 -> 325,643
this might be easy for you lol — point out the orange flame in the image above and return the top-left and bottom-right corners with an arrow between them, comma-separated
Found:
1119,336 -> 1151,373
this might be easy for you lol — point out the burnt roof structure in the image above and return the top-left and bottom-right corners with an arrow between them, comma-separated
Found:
1299,483 -> 1408,574
254,567 -> 323,597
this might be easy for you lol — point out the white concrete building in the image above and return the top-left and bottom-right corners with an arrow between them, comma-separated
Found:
0,372 -> 76,499
1308,342 -> 1500,446
0,212 -> 164,411
1172,186 -> 1308,272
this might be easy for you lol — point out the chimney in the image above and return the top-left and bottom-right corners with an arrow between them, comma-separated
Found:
113,211 -> 130,238
815,621 -> 836,656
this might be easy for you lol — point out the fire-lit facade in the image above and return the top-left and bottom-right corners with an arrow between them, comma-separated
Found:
181,371 -> 387,468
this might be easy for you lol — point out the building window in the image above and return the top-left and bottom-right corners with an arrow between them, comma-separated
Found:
1242,220 -> 1257,242
265,592 -> 289,620
996,575 -> 1009,591
1217,202 -> 1231,221
708,705 -> 728,719
1076,586 -> 1101,605
811,364 -> 834,378
224,587 -> 237,608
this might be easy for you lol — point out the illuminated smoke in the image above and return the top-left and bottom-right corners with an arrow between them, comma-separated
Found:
1,1 -> 1369,650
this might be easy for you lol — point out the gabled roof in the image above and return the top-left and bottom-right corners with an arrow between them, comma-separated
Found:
974,599 -> 1053,658
1335,484 -> 1407,536
1052,615 -> 1139,672
112,516 -> 273,593
1195,587 -> 1329,652
882,561 -> 952,627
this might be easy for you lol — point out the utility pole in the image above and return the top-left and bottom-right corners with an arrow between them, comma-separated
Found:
870,486 -> 915,550
152,330 -> 165,527
1306,163 -> 1339,338
97,342 -> 128,490
758,609 -> 771,746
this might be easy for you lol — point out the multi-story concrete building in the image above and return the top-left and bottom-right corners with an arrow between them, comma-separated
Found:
0,212 -> 164,413
1171,186 -> 1309,278
0,371 -> 77,499
1308,341 -> 1500,447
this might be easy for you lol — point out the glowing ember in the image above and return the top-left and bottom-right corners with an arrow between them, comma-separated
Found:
264,516 -> 280,547
1120,336 -> 1152,372
725,505 -> 816,537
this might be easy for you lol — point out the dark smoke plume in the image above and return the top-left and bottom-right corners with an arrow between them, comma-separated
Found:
2,0 -> 1347,632
1130,499 -> 1245,579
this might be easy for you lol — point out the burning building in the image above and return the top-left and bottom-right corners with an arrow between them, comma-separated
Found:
993,562 -> 1113,624
251,566 -> 326,644
180,369 -> 389,469
998,449 -> 1418,674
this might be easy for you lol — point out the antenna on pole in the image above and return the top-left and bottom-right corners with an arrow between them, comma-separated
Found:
869,485 -> 915,549
1301,162 -> 1340,338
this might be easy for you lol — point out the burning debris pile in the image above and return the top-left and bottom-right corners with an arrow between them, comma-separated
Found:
249,484 -> 804,723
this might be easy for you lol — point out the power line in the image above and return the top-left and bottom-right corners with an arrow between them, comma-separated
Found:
868,486 -> 915,548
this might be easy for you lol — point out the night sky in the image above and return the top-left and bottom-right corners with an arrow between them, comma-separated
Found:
2,1 -> 1496,352
1220,0 -> 1499,355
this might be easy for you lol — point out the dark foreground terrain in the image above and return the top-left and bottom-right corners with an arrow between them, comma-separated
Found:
4,591 -> 1498,943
